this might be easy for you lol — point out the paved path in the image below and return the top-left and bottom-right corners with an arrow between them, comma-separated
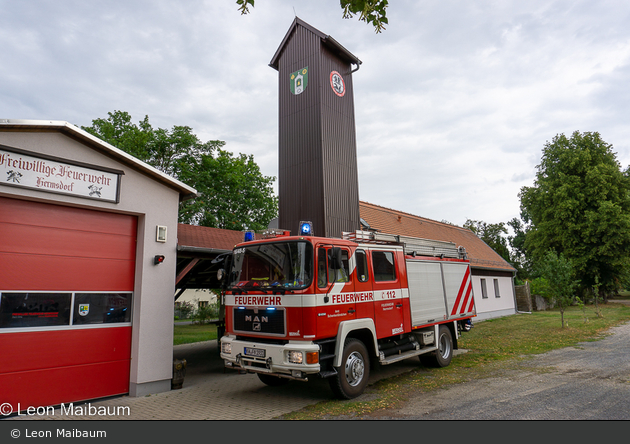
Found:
4,338 -> 427,421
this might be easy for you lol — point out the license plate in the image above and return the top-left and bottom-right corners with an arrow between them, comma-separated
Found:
244,347 -> 266,358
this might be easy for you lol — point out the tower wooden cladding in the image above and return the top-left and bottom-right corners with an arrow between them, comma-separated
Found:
270,18 -> 362,238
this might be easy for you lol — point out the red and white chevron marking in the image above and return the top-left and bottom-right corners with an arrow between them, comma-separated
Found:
451,267 -> 474,316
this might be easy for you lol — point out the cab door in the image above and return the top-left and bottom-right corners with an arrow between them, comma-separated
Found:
353,248 -> 375,321
370,248 -> 405,339
316,246 -> 355,338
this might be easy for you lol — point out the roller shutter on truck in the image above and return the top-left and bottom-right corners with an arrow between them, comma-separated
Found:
407,259 -> 474,327
0,196 -> 136,412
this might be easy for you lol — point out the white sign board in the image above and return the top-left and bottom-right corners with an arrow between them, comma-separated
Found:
0,146 -> 121,203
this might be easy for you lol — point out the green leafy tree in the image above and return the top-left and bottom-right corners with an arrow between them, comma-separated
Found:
506,216 -> 533,281
236,0 -> 389,33
463,219 -> 511,263
84,111 -> 153,161
535,250 -> 579,328
178,148 -> 278,231
519,131 -> 630,299
83,111 -> 278,231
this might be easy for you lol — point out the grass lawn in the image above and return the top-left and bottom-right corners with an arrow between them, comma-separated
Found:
280,302 -> 630,420
173,322 -> 218,346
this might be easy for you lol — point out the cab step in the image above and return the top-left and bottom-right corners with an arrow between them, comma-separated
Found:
319,353 -> 335,362
318,369 -> 338,378
378,346 -> 438,365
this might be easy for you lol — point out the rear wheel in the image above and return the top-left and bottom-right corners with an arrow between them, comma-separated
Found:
257,373 -> 290,386
420,325 -> 453,368
329,338 -> 370,399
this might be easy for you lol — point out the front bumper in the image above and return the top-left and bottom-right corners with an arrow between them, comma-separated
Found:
220,335 -> 321,380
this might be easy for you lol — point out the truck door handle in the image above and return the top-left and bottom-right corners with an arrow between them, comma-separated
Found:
396,303 -> 403,308
348,308 -> 355,314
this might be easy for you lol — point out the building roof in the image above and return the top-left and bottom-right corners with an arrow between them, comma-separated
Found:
359,201 -> 516,273
269,17 -> 362,71
177,223 -> 249,254
0,119 -> 197,201
176,202 -> 516,273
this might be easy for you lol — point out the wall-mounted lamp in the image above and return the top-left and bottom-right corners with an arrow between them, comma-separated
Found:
156,225 -> 167,243
154,255 -> 165,265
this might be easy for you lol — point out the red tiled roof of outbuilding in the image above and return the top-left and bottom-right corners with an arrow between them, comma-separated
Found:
177,203 -> 515,273
177,223 -> 249,252
359,201 -> 515,272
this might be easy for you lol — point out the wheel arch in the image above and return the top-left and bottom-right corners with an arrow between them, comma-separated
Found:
333,319 -> 378,367
446,320 -> 459,350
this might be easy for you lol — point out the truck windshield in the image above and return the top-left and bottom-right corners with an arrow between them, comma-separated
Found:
228,241 -> 313,291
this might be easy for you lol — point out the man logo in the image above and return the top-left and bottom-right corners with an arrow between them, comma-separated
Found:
246,314 -> 268,332
290,67 -> 308,95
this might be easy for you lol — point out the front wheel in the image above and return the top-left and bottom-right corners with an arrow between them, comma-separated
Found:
329,338 -> 370,399
420,325 -> 453,368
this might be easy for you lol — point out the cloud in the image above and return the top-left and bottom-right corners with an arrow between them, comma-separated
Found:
2,0 -> 630,228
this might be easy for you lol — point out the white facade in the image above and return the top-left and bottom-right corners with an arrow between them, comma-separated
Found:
471,274 -> 517,321
176,289 -> 218,307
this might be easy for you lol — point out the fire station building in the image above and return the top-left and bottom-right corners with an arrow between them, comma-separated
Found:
0,119 -> 196,411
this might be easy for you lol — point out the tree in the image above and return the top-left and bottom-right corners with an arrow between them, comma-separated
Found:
536,250 -> 579,328
463,219 -> 511,263
519,131 -> 630,299
506,216 -> 533,281
236,0 -> 389,33
83,111 -> 278,231
178,148 -> 278,231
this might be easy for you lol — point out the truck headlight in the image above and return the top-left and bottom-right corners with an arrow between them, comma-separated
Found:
221,342 -> 232,355
288,351 -> 303,364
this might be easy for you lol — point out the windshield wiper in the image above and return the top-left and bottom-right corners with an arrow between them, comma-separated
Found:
230,281 -> 269,294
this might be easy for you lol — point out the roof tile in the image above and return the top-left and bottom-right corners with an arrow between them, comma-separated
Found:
177,224 -> 247,252
359,201 -> 515,272
177,202 -> 515,272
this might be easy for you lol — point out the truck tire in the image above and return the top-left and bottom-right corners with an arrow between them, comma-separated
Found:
420,325 -> 453,368
257,373 -> 289,386
329,338 -> 370,399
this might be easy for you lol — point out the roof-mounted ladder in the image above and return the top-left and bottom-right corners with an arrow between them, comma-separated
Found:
342,230 -> 467,260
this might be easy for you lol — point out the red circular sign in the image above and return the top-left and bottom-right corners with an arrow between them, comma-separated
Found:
330,71 -> 346,97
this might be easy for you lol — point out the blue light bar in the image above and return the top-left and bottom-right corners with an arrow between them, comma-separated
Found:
299,221 -> 313,236
243,230 -> 255,242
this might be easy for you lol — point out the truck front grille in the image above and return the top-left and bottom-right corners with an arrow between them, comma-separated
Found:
232,307 -> 286,336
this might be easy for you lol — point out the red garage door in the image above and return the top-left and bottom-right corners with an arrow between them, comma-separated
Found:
0,196 -> 137,412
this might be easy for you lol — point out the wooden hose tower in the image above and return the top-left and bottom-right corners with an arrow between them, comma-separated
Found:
270,18 -> 362,238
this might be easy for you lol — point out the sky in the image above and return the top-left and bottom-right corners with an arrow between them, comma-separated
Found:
2,0 -> 630,230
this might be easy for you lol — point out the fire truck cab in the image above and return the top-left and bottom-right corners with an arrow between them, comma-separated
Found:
219,223 -> 475,399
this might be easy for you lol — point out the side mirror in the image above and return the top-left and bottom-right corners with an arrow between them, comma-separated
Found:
216,254 -> 232,290
329,247 -> 343,270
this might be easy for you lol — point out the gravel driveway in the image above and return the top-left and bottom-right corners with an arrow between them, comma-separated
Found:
358,317 -> 630,420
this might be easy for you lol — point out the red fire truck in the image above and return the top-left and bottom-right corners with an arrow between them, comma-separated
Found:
218,223 -> 476,399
